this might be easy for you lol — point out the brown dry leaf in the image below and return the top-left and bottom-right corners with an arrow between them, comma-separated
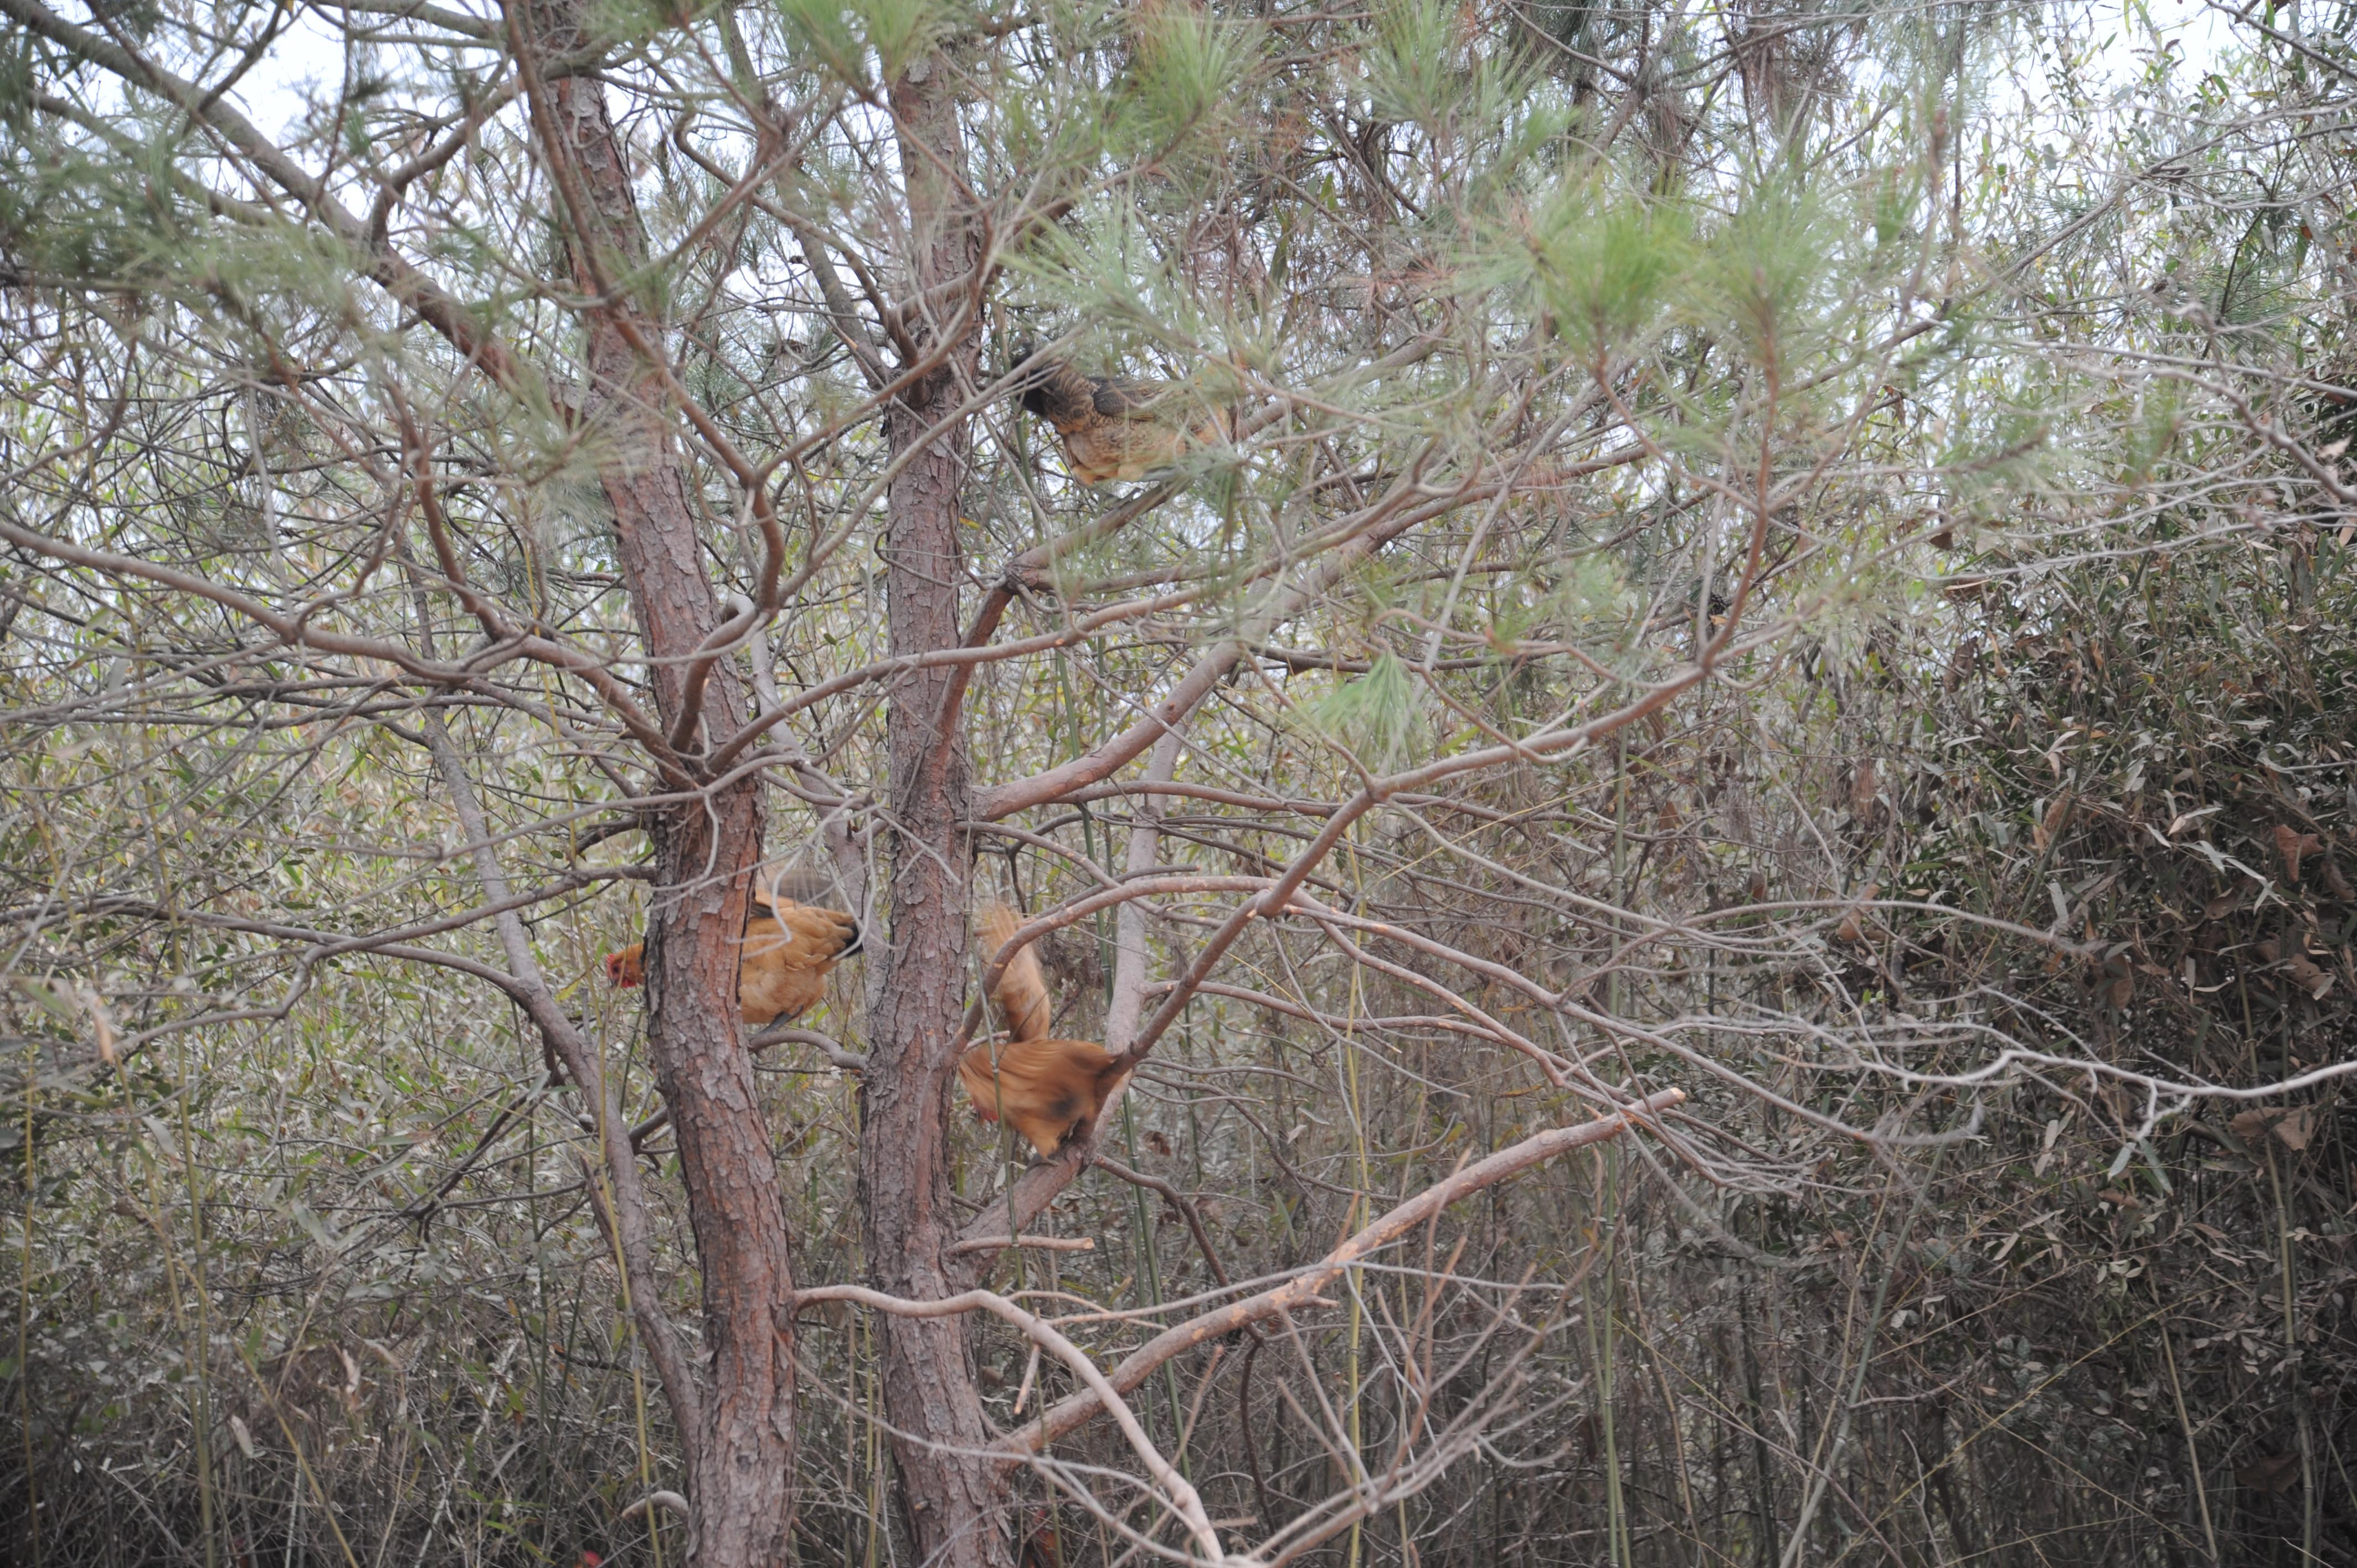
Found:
2227,1106 -> 2315,1149
1850,760 -> 1879,820
2283,951 -> 2332,999
2236,1452 -> 2302,1494
2271,1107 -> 2315,1151
1834,883 -> 1879,944
2273,823 -> 2323,884
1943,637 -> 1979,690
81,984 -> 117,1067
2032,794 -> 2072,851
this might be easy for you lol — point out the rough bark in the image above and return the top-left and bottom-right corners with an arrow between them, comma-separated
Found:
522,6 -> 800,1561
856,45 -> 1011,1568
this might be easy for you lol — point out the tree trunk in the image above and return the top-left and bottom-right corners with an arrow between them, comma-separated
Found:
857,46 -> 1012,1568
524,8 -> 800,1561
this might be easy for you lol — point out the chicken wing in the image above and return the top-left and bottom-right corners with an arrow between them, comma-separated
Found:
1010,345 -> 1229,486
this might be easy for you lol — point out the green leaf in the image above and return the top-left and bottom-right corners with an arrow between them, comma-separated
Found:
1528,182 -> 1690,355
1303,652 -> 1425,768
1363,0 -> 1458,131
1120,6 -> 1259,156
774,0 -> 873,87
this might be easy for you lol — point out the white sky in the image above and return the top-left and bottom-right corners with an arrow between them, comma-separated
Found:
214,0 -> 2251,148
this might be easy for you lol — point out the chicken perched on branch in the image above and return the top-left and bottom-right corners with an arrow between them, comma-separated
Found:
1009,343 -> 1230,486
960,902 -> 1131,1159
604,872 -> 860,1028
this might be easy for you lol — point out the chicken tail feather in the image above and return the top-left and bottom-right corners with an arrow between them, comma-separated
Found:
981,901 -> 1053,1043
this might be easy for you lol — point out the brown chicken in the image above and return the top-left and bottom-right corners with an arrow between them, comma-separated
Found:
959,901 -> 1131,1159
1017,1509 -> 1063,1568
604,877 -> 860,1028
1010,345 -> 1229,485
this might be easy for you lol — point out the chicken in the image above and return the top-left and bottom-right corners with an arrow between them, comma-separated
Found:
1017,1509 -> 1063,1568
959,901 -> 1132,1158
1009,344 -> 1229,485
603,875 -> 860,1028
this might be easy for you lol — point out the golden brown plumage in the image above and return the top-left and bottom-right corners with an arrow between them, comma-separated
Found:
604,877 -> 860,1028
1018,1509 -> 1063,1568
960,901 -> 1131,1158
1011,345 -> 1229,486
